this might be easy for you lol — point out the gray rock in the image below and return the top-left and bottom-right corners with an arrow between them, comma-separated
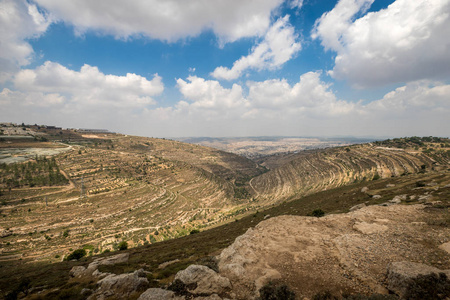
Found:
91,269 -> 149,299
388,196 -> 403,204
80,288 -> 93,296
386,184 -> 396,188
350,203 -> 366,211
138,288 -> 184,300
372,195 -> 382,199
386,261 -> 450,297
92,269 -> 112,279
361,187 -> 369,193
175,265 -> 231,296
69,266 -> 87,278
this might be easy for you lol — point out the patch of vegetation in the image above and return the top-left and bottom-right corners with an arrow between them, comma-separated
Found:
259,281 -> 296,300
118,241 -> 128,251
66,249 -> 87,261
0,156 -> 68,188
310,209 -> 325,217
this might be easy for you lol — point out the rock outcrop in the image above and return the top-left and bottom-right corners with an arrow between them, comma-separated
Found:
89,269 -> 149,299
174,265 -> 231,296
386,261 -> 450,298
69,253 -> 129,279
217,204 -> 450,299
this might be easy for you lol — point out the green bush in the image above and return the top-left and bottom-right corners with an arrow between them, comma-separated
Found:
118,241 -> 128,250
310,209 -> 325,218
190,229 -> 200,235
66,249 -> 86,261
259,281 -> 295,300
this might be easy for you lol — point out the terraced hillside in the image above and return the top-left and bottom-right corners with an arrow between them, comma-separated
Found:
0,131 -> 266,263
250,137 -> 450,204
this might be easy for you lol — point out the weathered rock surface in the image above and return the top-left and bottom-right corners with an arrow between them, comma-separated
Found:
350,203 -> 366,211
217,204 -> 450,299
174,265 -> 231,296
89,269 -> 149,299
69,253 -> 129,278
386,261 -> 450,297
138,288 -> 184,300
440,242 -> 450,255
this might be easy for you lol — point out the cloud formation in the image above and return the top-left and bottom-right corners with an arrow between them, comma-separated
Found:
312,0 -> 450,87
212,16 -> 301,80
33,0 -> 284,43
0,0 -> 51,82
13,61 -> 164,108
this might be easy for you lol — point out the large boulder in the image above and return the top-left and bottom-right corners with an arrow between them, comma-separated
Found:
89,269 -> 149,299
174,265 -> 231,296
386,261 -> 450,298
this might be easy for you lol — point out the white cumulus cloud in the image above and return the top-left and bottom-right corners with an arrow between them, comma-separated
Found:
33,0 -> 284,43
0,0 -> 51,82
312,0 -> 450,87
211,16 -> 301,80
13,61 -> 164,108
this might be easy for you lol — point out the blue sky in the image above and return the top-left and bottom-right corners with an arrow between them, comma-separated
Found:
0,0 -> 449,138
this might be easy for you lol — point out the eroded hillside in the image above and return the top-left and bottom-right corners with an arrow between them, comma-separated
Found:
250,137 -> 450,204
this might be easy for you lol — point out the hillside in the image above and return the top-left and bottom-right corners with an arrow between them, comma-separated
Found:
0,126 -> 266,265
1,168 -> 449,299
250,137 -> 450,204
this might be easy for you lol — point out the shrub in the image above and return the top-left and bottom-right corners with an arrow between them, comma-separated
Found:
372,173 -> 380,180
314,291 -> 337,300
66,249 -> 86,261
259,281 -> 295,300
310,209 -> 325,218
62,230 -> 69,238
190,229 -> 200,235
118,241 -> 128,250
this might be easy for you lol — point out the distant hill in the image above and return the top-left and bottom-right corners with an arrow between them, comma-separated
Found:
249,137 -> 450,204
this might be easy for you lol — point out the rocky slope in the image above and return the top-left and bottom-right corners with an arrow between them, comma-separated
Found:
218,203 -> 449,299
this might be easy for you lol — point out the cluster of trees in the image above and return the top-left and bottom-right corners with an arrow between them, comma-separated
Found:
0,156 -> 68,188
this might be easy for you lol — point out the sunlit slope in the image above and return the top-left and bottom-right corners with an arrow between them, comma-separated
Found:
250,138 -> 450,203
0,134 -> 268,262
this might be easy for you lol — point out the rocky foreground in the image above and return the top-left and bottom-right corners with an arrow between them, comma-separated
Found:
67,199 -> 450,300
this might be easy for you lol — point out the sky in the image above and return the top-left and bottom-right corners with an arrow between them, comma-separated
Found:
0,0 -> 449,138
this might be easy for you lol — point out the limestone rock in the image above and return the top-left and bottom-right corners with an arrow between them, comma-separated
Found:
439,242 -> 450,255
372,195 -> 382,199
88,253 -> 129,271
90,269 -> 149,299
353,222 -> 388,234
350,203 -> 366,211
361,187 -> 369,193
138,288 -> 184,300
69,266 -> 87,278
386,261 -> 450,297
174,265 -> 231,296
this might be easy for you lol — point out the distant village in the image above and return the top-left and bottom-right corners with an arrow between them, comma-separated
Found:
0,122 -> 112,135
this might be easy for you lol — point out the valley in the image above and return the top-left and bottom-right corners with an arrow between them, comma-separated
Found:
0,124 -> 449,299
